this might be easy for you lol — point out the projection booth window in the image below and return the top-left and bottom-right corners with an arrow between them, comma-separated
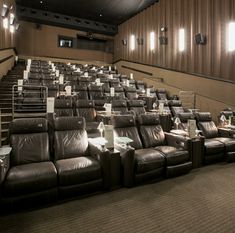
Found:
58,36 -> 73,48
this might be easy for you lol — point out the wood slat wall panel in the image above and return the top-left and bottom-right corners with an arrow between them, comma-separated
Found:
114,0 -> 235,82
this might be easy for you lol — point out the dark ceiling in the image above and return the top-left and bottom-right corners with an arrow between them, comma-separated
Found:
15,0 -> 158,25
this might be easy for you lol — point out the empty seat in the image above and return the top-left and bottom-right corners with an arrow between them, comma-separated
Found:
1,118 -> 57,207
128,100 -> 146,116
157,88 -> 168,100
111,100 -> 128,113
88,85 -> 104,100
168,100 -> 186,117
53,117 -> 109,198
125,87 -> 138,100
195,112 -> 235,163
73,85 -> 89,100
54,99 -> 74,117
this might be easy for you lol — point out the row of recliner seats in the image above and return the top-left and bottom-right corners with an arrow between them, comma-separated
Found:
0,114 -> 191,209
177,112 -> 235,163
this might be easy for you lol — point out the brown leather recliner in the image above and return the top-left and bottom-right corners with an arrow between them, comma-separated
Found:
195,112 -> 235,163
53,117 -> 110,198
1,118 -> 58,208
112,114 -> 192,187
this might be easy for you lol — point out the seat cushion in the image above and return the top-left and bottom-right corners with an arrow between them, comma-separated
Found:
4,162 -> 57,197
155,146 -> 189,166
135,149 -> 165,174
55,156 -> 101,186
213,137 -> 235,152
204,139 -> 224,155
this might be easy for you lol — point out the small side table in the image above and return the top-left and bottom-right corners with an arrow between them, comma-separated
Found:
108,148 -> 121,190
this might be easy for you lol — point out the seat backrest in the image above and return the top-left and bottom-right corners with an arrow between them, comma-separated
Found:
111,100 -> 128,113
138,114 -> 165,148
88,85 -> 104,100
9,118 -> 50,166
157,88 -> 168,100
136,81 -> 146,90
195,112 -> 219,138
76,100 -> 96,122
125,87 -> 138,100
220,110 -> 233,120
112,115 -> 143,149
128,100 -> 146,116
54,98 -> 74,117
74,85 -> 89,100
177,112 -> 195,131
54,117 -> 88,160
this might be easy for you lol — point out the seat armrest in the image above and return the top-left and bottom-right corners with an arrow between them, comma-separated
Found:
218,128 -> 235,138
88,142 -> 110,189
115,144 -> 135,187
0,147 -> 11,186
164,132 -> 189,150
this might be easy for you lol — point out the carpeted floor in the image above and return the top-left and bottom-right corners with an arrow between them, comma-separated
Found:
1,163 -> 235,233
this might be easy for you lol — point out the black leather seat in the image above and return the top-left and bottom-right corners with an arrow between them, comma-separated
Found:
138,114 -> 192,178
128,100 -> 146,116
53,117 -> 109,197
157,88 -> 168,100
1,118 -> 57,207
169,100 -> 186,117
195,112 -> 235,163
112,115 -> 165,186
177,112 -> 195,131
124,87 -> 138,100
54,98 -> 74,117
88,85 -> 104,100
75,100 -> 100,138
73,85 -> 89,100
111,100 -> 128,113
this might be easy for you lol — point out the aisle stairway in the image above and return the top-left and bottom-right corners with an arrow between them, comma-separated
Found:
0,61 -> 25,145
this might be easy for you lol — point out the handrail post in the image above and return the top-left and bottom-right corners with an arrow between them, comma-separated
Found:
0,109 -> 2,148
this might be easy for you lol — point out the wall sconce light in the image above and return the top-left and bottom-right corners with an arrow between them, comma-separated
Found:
178,28 -> 185,52
228,22 -> 235,52
9,13 -> 15,25
150,31 -> 155,50
3,17 -> 9,29
15,23 -> 20,31
130,34 -> 136,51
9,24 -> 15,33
1,4 -> 9,17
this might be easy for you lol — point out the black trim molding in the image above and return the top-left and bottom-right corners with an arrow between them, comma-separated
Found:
0,55 -> 14,64
121,65 -> 153,76
114,59 -> 235,85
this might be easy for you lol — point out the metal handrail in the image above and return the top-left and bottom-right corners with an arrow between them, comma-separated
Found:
0,109 -> 1,148
12,85 -> 48,119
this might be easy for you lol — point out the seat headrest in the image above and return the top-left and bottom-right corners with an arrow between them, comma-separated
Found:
128,100 -> 145,107
157,88 -> 166,93
89,85 -> 102,91
124,86 -> 136,92
76,100 -> 94,108
137,80 -> 144,85
177,112 -> 195,122
114,86 -> 124,92
54,117 -> 85,131
111,115 -> 136,128
55,99 -> 73,108
10,118 -> 48,134
75,85 -> 87,91
129,80 -> 136,84
220,111 -> 234,119
195,112 -> 212,122
94,99 -> 107,106
138,114 -> 160,125
169,100 -> 182,107
111,100 -> 127,107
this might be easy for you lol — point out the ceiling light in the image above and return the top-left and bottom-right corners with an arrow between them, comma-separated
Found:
99,14 -> 102,17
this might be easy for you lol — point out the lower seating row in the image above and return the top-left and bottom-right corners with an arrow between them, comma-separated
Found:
0,114 -> 191,209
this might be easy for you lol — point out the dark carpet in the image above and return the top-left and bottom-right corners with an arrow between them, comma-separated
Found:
1,163 -> 235,233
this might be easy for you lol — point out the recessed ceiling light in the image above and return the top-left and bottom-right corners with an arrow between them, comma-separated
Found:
40,1 -> 43,4
99,14 -> 102,17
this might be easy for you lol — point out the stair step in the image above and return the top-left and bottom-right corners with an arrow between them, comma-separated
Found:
1,129 -> 9,133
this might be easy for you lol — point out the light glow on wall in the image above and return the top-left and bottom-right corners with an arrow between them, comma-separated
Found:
178,28 -> 185,52
10,25 -> 15,33
150,31 -> 155,51
228,22 -> 235,52
10,13 -> 14,25
3,17 -> 9,29
130,34 -> 135,51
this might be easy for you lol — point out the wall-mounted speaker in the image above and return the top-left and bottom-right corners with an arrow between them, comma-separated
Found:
122,39 -> 127,46
195,33 -> 207,45
159,36 -> 168,45
137,38 -> 144,45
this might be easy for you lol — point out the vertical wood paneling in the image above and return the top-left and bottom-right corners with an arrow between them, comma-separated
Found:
114,0 -> 235,82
